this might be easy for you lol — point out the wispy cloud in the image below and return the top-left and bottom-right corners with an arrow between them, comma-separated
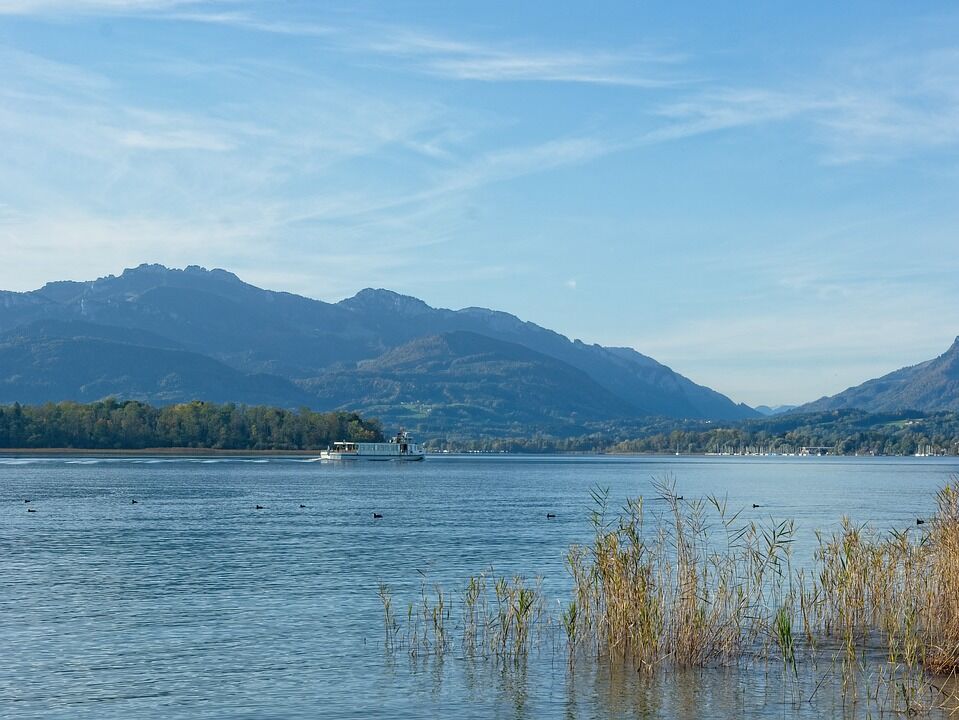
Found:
4,0 -> 686,86
355,28 -> 687,87
0,81 -> 252,161
813,50 -> 959,163
0,209 -> 248,283
639,46 -> 959,162
0,46 -> 112,94
116,128 -> 235,151
165,10 -> 337,38
7,1 -> 959,161
273,134 -> 617,233
646,88 -> 820,142
154,8 -> 690,87
0,42 -> 491,294
12,0 -> 686,88
0,0 -> 207,13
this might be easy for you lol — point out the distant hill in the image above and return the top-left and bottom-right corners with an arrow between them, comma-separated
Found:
0,264 -> 757,436
0,325 -> 313,408
798,338 -> 959,413
754,404 -> 798,416
300,331 -> 640,436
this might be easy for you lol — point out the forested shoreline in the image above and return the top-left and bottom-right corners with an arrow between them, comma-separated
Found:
0,400 -> 383,450
4,402 -> 959,456
425,410 -> 959,456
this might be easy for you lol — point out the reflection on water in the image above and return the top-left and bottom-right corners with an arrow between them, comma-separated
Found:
389,646 -> 956,719
1,454 -> 958,718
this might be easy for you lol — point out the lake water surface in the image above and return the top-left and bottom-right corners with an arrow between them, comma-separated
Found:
2,455 -> 958,719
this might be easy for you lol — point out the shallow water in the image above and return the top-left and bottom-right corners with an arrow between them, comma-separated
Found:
1,454 -> 957,718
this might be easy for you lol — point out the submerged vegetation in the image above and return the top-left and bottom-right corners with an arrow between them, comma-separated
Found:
0,399 -> 382,450
381,478 -> 959,715
379,573 -> 548,661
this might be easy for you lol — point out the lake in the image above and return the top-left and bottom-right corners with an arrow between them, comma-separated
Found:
2,455 -> 958,718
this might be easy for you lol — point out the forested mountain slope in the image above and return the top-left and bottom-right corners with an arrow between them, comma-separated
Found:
0,264 -> 757,436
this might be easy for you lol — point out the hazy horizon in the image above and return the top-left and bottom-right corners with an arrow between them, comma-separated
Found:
2,2 -> 958,406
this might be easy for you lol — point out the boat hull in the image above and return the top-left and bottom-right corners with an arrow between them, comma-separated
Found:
318,451 -> 425,461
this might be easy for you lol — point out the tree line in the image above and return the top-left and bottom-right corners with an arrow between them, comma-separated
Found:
4,402 -> 958,455
0,399 -> 383,450
425,410 -> 959,456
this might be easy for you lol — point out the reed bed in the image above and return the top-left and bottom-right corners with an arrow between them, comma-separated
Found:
809,481 -> 959,712
380,477 -> 959,714
562,481 -> 799,672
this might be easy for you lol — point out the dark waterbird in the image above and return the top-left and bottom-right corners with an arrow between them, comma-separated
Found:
752,503 -> 761,508
24,499 -> 30,503
255,505 -> 264,510
372,512 -> 383,519
27,508 -> 36,513
546,513 -> 556,519
131,499 -> 138,504
299,504 -> 306,508
917,518 -> 926,525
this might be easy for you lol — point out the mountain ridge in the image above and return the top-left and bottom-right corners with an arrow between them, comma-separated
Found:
0,264 -> 758,435
796,337 -> 959,414
300,330 -> 641,436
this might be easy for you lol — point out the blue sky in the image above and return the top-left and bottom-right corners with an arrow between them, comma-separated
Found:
2,1 -> 958,407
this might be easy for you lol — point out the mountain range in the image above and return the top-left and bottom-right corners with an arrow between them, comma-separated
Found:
0,264 -> 756,437
5,263 -> 955,434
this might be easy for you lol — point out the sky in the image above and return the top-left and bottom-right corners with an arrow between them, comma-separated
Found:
1,1 -> 958,407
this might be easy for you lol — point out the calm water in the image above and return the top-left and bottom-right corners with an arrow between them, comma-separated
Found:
2,455 -> 958,719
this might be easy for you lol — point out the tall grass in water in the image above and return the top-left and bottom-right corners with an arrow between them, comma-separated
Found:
381,478 -> 959,713
812,480 -> 959,712
378,582 -> 399,652
381,570 -> 548,661
920,483 -> 959,675
563,480 -> 799,672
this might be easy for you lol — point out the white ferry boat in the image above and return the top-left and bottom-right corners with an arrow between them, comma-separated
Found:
319,431 -> 425,461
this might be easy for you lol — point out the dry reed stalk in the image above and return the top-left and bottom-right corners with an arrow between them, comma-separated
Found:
561,478 -> 797,672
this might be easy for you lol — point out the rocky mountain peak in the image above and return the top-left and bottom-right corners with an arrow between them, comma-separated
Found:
340,288 -> 433,316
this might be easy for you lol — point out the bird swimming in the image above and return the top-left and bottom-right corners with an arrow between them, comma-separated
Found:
255,505 -> 264,510
299,504 -> 306,508
546,513 -> 556,519
131,499 -> 138,504
27,508 -> 36,513
372,512 -> 383,519
752,503 -> 761,508
917,518 -> 926,525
